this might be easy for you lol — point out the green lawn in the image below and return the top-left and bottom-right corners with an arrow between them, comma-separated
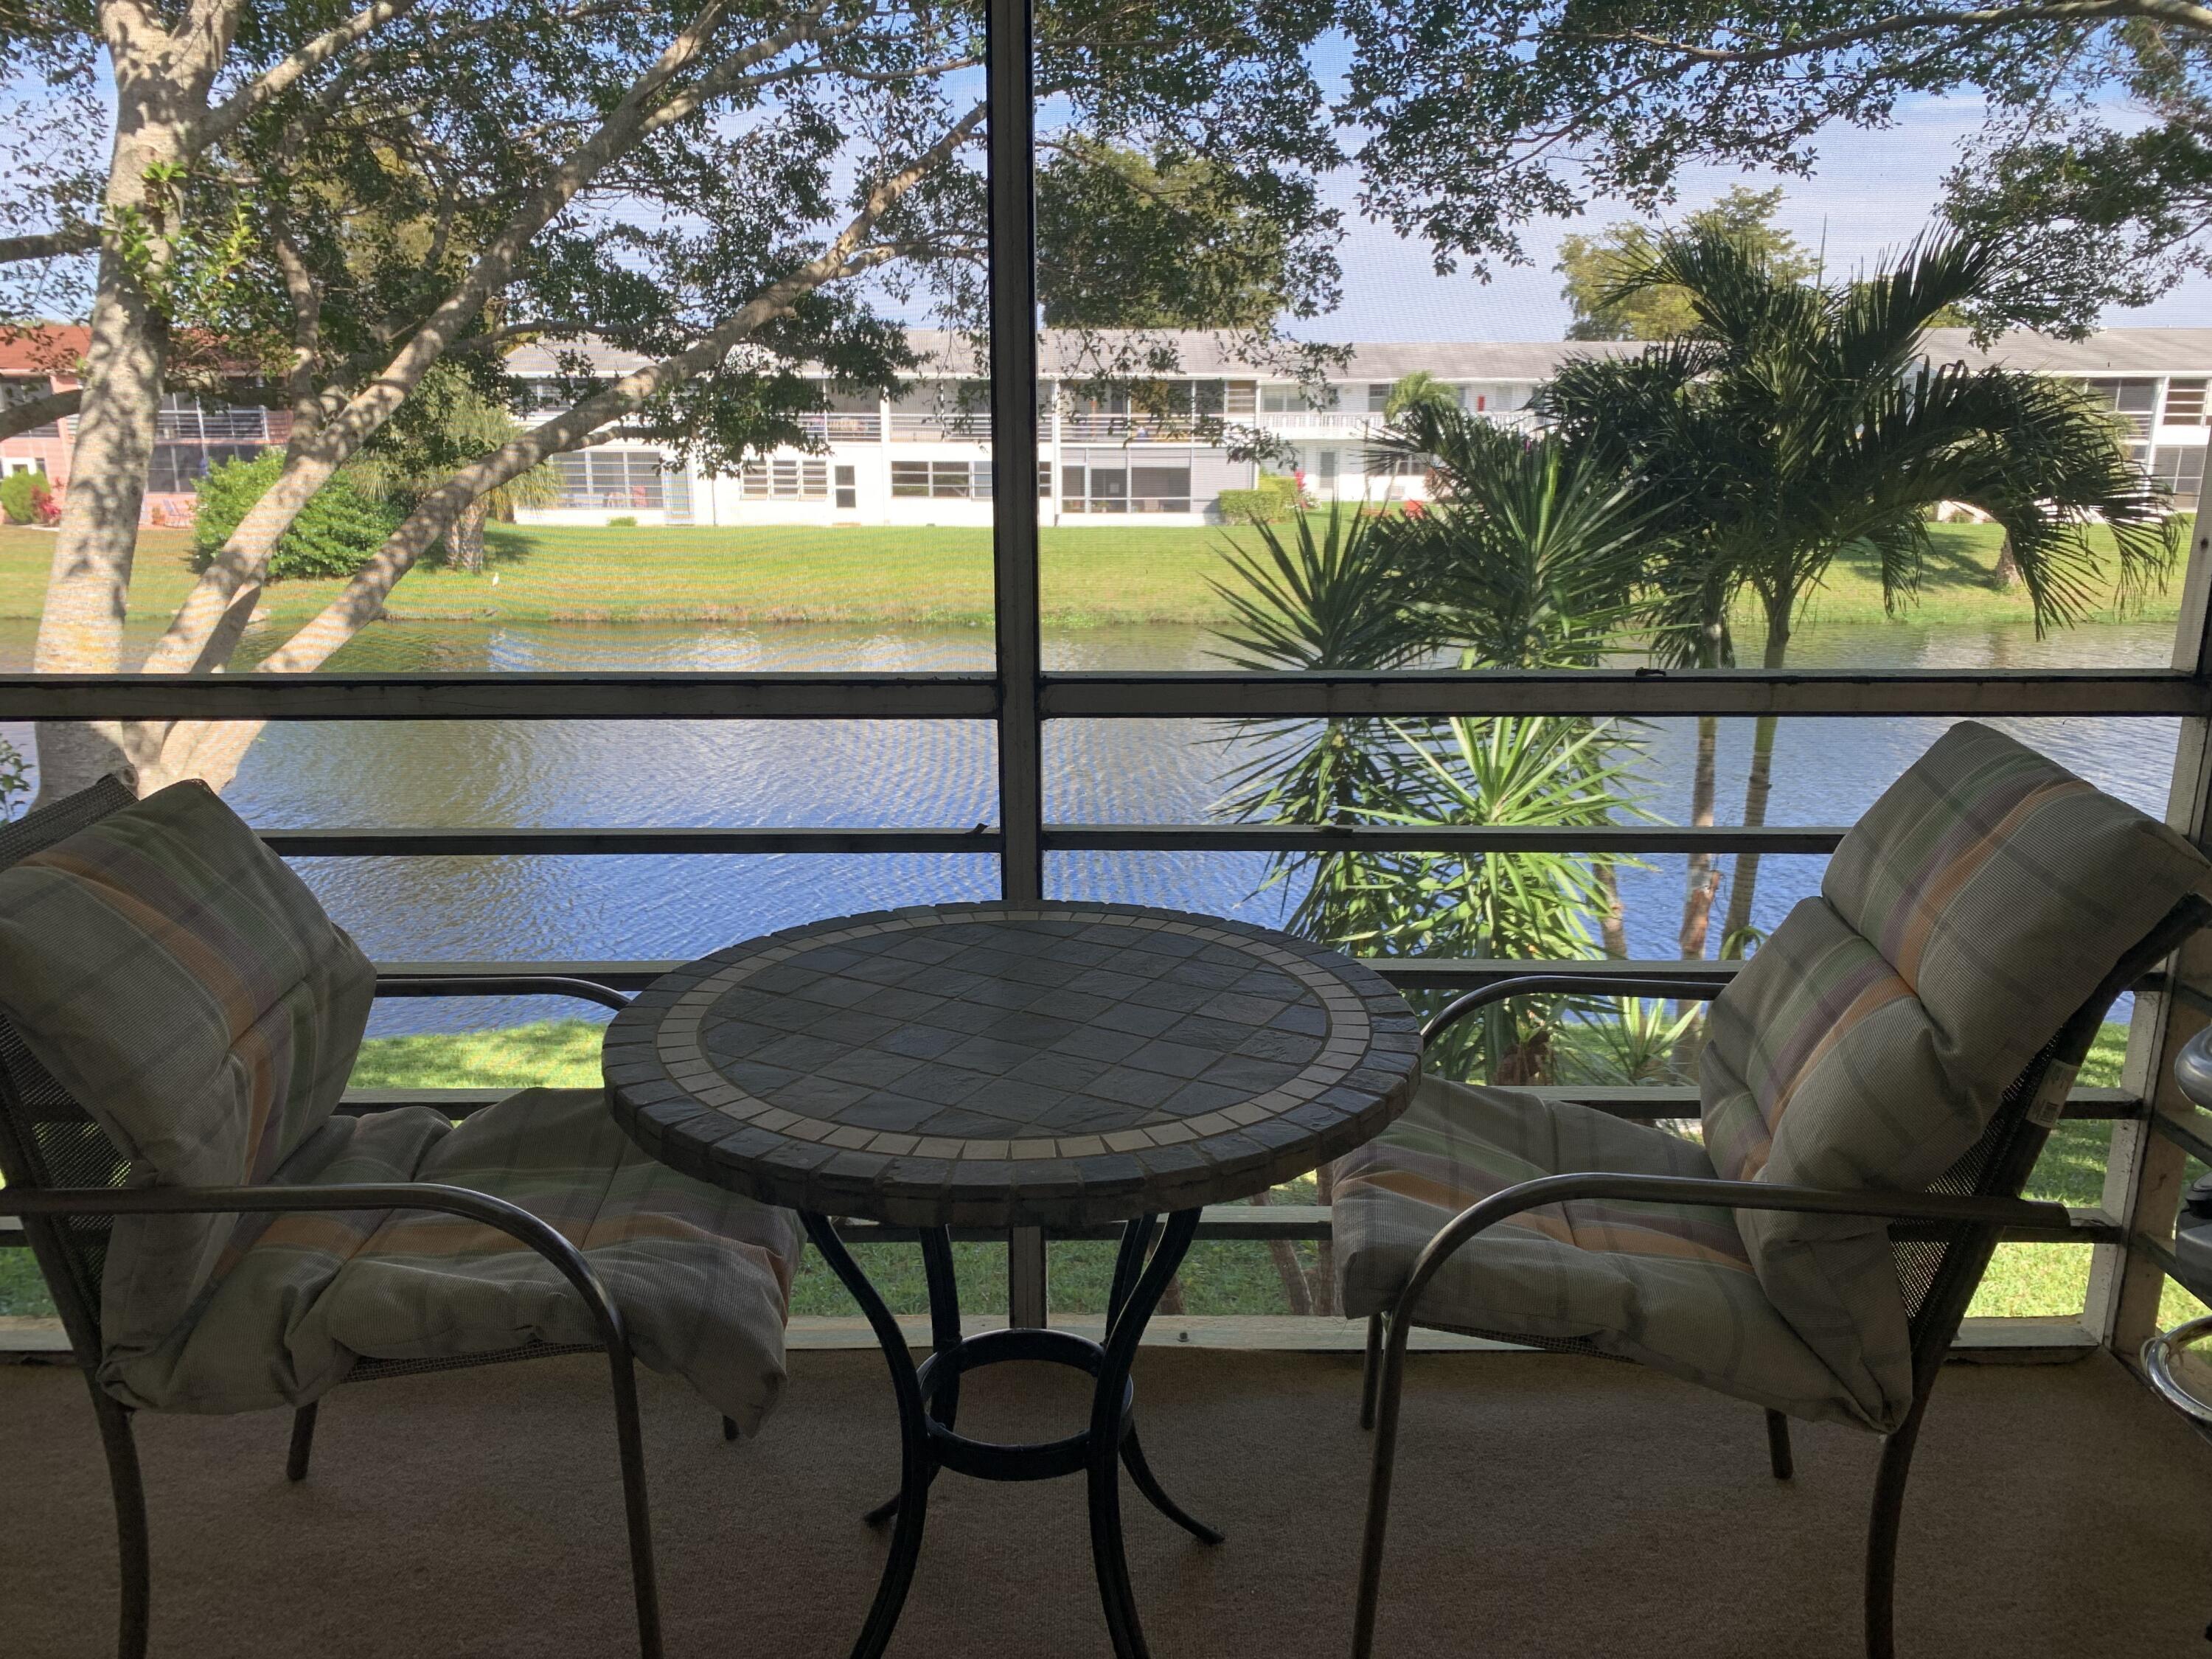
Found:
0,517 -> 2186,634
13,1017 -> 2194,1326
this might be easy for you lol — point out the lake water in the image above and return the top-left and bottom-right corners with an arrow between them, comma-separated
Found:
0,615 -> 2184,1034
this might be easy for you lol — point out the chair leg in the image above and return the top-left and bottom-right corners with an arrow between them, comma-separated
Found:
87,1382 -> 149,1659
1865,1393 -> 1930,1659
1764,1408 -> 1793,1481
1352,1315 -> 1413,1658
286,1402 -> 319,1484
1359,1312 -> 1384,1431
605,1347 -> 663,1659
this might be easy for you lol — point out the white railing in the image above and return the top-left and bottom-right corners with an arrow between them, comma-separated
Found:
797,411 -> 884,442
891,411 -> 991,440
154,408 -> 270,440
1251,409 -> 1376,434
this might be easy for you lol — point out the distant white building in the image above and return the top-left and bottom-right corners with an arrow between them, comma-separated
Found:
5,324 -> 2204,526
504,327 -> 2212,529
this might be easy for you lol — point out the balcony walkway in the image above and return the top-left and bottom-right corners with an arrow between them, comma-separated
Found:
3,1345 -> 2205,1656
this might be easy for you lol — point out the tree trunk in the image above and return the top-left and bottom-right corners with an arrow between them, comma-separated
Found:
1309,1161 -> 1336,1315
32,40 -> 194,802
448,497 -> 489,573
1250,1189 -> 1315,1317
1677,715 -> 1721,958
1594,859 -> 1629,958
1719,619 -> 1792,956
1993,532 -> 2021,591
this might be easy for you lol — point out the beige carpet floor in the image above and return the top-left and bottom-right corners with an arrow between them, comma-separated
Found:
3,1345 -> 2208,1658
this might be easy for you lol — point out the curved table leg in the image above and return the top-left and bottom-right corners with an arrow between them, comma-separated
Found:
803,1212 -> 933,1659
1121,1427 -> 1225,1545
1088,1208 -> 1214,1659
863,1226 -> 963,1529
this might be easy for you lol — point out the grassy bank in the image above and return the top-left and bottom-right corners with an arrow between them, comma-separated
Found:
0,1018 -> 2154,1328
0,518 -> 2185,636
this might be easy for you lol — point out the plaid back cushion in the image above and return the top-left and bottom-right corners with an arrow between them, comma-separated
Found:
0,780 -> 374,1360
1702,722 -> 2206,1414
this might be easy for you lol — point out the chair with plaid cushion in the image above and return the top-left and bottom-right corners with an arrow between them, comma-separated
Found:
1335,721 -> 2212,1658
0,776 -> 804,1659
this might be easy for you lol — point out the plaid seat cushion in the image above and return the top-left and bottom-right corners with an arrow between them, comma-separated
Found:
1702,721 -> 2210,1429
0,780 -> 374,1363
1334,1077 -> 1871,1427
106,1088 -> 804,1436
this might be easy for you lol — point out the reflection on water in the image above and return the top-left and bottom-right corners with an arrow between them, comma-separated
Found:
0,616 -> 2182,1033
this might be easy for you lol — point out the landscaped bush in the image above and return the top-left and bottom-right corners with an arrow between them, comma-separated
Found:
1218,476 -> 1300,525
0,467 -> 52,524
192,452 -> 404,580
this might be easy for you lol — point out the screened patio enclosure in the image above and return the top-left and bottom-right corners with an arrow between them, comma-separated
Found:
7,0 -> 2212,1650
1,0 -> 2210,1360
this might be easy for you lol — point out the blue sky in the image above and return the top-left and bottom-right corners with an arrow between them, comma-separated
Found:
1301,92 -> 2212,342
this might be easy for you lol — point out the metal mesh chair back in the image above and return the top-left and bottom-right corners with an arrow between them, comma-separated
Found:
0,774 -> 142,1352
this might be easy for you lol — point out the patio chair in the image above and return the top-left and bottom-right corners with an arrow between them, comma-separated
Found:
1332,720 -> 2212,1658
0,775 -> 805,1659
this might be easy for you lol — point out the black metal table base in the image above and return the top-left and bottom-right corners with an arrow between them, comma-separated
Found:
801,1208 -> 1222,1659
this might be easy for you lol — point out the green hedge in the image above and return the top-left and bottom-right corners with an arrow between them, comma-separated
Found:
192,453 -> 403,581
0,468 -> 50,525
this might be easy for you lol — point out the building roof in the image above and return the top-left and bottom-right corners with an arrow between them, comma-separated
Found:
507,324 -> 2212,384
0,325 -> 89,377
1919,327 -> 2212,375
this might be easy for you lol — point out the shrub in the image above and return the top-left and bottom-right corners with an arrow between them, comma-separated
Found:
1217,488 -> 1285,525
25,479 -> 58,525
606,514 -> 639,527
191,453 -> 403,580
0,468 -> 49,524
1220,472 -> 1307,524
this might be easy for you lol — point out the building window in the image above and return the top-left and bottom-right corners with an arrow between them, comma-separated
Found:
1366,450 -> 1422,477
154,392 -> 268,442
740,456 -> 828,500
1259,384 -> 1335,413
1131,466 -> 1191,511
1060,464 -> 1189,512
893,459 -> 987,499
2166,380 -> 2208,426
556,448 -> 669,509
147,442 -> 264,493
2087,378 -> 2158,440
2149,445 -> 2207,509
834,464 -> 857,510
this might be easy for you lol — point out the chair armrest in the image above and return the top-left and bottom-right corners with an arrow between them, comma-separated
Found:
374,973 -> 632,1013
1392,1169 -> 2065,1327
0,1181 -> 632,1358
1421,972 -> 1733,1046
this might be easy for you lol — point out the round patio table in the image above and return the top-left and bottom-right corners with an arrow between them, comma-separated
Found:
603,902 -> 1422,1659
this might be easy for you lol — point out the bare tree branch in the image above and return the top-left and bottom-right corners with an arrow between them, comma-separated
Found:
242,101 -> 987,681
0,227 -> 100,265
201,0 -> 428,148
1584,0 -> 2212,70
0,389 -> 81,442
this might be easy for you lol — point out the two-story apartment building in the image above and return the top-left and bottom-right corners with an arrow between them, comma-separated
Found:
509,327 -> 2212,528
5,326 -> 2210,525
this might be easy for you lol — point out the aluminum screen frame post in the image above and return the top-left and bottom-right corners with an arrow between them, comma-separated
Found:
987,0 -> 1048,1329
2104,519 -> 2212,1357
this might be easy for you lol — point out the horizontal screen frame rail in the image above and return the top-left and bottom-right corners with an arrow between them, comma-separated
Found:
254,824 -> 1850,857
0,667 -> 2197,721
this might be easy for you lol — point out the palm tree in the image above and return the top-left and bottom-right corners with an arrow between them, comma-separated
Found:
1382,370 -> 1461,422
352,366 -> 560,573
1548,227 -> 2177,955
